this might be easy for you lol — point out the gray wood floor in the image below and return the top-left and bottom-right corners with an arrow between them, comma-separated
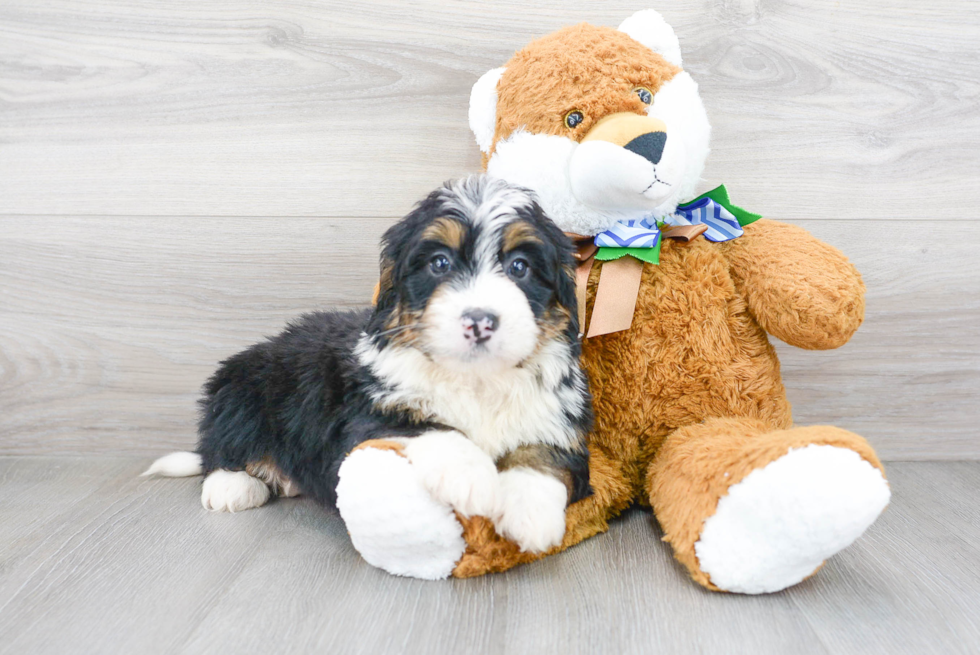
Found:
0,458 -> 977,655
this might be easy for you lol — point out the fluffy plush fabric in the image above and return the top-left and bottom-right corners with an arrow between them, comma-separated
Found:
491,24 -> 680,151
693,443 -> 890,594
649,419 -> 885,591
477,20 -> 710,235
617,9 -> 684,67
469,67 -> 506,154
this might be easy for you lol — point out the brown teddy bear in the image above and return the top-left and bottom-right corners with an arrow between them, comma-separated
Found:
340,9 -> 890,594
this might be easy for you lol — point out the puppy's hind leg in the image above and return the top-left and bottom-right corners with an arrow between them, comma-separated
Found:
201,470 -> 271,513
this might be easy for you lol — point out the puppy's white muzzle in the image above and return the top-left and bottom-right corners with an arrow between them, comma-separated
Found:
568,112 -> 685,213
422,272 -> 539,371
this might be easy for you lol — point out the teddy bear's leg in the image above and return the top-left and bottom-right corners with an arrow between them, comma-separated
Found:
335,440 -> 468,580
647,418 -> 890,594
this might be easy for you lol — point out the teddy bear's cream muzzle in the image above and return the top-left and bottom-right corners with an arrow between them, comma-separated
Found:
569,111 -> 685,213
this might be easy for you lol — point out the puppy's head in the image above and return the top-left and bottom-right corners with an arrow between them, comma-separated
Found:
367,176 -> 578,373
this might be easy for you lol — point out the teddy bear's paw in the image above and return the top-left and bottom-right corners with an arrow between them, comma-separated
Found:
492,468 -> 567,553
336,445 -> 467,580
401,430 -> 500,518
694,444 -> 890,594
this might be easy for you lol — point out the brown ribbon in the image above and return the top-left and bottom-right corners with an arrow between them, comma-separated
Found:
566,224 -> 707,339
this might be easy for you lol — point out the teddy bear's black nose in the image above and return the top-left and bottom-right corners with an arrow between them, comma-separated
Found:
624,131 -> 667,165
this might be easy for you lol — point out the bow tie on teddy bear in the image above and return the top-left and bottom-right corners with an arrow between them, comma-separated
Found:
568,184 -> 761,337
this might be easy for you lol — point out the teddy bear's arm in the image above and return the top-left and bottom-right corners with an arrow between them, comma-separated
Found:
719,219 -> 865,350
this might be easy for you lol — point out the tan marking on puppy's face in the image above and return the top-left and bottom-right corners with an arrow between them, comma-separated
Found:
383,301 -> 425,348
502,220 -> 543,253
493,24 -> 681,152
422,217 -> 468,251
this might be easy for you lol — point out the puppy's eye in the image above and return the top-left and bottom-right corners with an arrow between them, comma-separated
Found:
507,258 -> 530,279
429,254 -> 451,276
633,87 -> 653,105
564,110 -> 584,129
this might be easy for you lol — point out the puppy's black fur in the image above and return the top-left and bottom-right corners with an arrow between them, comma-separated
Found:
197,177 -> 592,508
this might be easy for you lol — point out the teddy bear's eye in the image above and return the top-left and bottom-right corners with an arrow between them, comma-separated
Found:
564,110 -> 584,129
634,87 -> 653,105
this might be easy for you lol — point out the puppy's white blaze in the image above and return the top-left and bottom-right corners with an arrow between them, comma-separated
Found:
141,451 -> 203,478
422,271 -> 539,370
201,469 -> 271,513
493,467 -> 568,553
398,430 -> 500,518
450,176 -> 536,269
356,337 -> 579,460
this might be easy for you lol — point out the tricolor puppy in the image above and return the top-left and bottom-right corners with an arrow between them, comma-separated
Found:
144,176 -> 593,554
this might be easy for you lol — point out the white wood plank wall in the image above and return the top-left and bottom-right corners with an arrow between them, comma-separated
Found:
1,1 -> 978,458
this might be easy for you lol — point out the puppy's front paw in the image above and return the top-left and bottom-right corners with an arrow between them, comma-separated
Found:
401,431 -> 499,518
492,468 -> 567,553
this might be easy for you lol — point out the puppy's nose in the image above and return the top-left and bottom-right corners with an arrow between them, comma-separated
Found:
623,131 -> 666,165
461,309 -> 499,344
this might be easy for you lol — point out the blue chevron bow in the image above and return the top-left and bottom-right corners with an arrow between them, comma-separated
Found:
591,186 -> 761,267
594,217 -> 661,249
667,196 -> 743,242
594,197 -> 743,255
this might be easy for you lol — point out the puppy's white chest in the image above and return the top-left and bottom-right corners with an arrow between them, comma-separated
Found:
423,376 -> 565,459
359,341 -> 580,460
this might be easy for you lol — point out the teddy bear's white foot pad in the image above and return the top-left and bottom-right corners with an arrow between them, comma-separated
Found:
694,444 -> 890,594
336,447 -> 466,580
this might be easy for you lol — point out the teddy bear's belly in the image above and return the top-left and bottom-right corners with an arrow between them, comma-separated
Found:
582,241 -> 792,493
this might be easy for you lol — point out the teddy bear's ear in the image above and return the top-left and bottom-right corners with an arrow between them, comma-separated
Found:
468,67 -> 506,154
617,9 -> 683,68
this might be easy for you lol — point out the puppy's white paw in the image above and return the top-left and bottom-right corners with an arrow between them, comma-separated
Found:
336,447 -> 466,580
401,431 -> 499,518
201,470 -> 271,513
492,467 -> 567,553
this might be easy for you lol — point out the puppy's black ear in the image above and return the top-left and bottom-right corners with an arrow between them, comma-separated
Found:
368,188 -> 445,335
369,218 -> 410,335
555,247 -> 581,341
527,200 -> 581,341
374,253 -> 396,310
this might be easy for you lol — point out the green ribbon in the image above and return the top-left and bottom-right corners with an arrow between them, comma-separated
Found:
694,184 -> 762,228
